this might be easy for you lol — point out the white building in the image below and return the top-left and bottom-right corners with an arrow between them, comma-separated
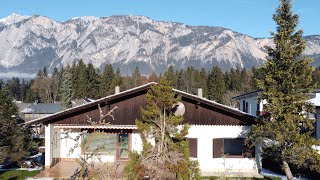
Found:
233,89 -> 320,140
26,83 -> 261,178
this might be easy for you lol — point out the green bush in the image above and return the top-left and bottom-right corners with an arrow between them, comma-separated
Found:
0,170 -> 40,180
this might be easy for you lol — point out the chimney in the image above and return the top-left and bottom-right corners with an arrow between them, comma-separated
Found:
115,86 -> 120,94
197,88 -> 203,98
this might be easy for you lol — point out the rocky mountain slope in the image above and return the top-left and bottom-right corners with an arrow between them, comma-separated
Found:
0,13 -> 319,75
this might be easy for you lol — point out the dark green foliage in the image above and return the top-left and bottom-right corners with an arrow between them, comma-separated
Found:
198,68 -> 208,97
164,65 -> 177,87
60,65 -> 75,109
207,66 -> 226,103
86,63 -> 100,99
20,79 -> 27,102
99,64 -> 114,97
51,67 -> 60,102
0,79 -> 4,90
125,77 -> 200,179
0,170 -> 41,180
109,68 -> 123,94
250,0 -> 320,178
312,67 -> 320,88
131,66 -> 142,88
74,59 -> 87,98
0,89 -> 37,164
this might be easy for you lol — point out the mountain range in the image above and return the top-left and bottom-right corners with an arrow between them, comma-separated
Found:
0,13 -> 320,77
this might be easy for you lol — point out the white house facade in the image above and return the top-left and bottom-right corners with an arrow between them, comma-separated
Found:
27,83 -> 260,177
233,89 -> 320,140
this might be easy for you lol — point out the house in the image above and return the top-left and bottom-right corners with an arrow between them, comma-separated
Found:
72,98 -> 94,107
233,89 -> 320,140
22,102 -> 62,121
15,101 -> 31,119
26,82 -> 260,177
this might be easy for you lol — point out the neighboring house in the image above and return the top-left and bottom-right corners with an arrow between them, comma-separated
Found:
233,89 -> 320,140
15,101 -> 31,119
26,82 -> 260,177
72,98 -> 94,107
22,102 -> 62,122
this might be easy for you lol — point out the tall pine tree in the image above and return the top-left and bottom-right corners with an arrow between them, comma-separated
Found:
60,65 -> 75,109
125,77 -> 199,179
207,66 -> 226,103
250,0 -> 320,179
99,64 -> 114,97
0,89 -> 36,164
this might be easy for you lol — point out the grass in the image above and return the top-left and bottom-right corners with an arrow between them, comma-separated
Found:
200,176 -> 281,180
0,170 -> 40,180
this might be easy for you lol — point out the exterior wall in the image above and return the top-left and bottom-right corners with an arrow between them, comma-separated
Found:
186,125 -> 258,174
25,113 -> 51,120
49,125 -> 259,175
238,95 -> 260,116
58,128 -> 115,163
132,130 -> 143,153
130,125 -> 259,175
45,124 -> 53,168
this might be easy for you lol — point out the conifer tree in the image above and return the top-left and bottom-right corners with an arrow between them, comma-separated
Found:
51,67 -> 60,102
131,66 -> 142,88
20,79 -> 27,102
198,68 -> 208,97
60,65 -> 75,109
109,68 -> 123,94
0,89 -> 36,164
0,79 -> 4,90
164,66 -> 177,87
99,64 -> 114,97
125,77 -> 199,179
207,66 -> 226,103
147,72 -> 158,82
250,0 -> 320,179
74,60 -> 87,98
86,63 -> 100,99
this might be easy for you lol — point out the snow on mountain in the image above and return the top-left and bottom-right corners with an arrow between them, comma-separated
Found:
0,13 -> 31,25
0,14 -> 319,75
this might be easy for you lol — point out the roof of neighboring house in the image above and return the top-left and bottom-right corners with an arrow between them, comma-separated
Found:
232,90 -> 262,100
25,82 -> 256,126
72,98 -> 94,107
233,89 -> 320,102
15,102 -> 32,116
22,103 -> 62,114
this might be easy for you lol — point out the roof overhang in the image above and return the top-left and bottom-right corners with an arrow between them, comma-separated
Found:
25,82 -> 256,126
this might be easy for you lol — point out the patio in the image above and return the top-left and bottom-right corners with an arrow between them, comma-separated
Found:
34,161 -> 125,179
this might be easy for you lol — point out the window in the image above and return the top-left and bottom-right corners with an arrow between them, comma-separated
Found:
187,138 -> 197,158
83,132 -> 116,154
245,102 -> 249,113
242,101 -> 245,112
118,134 -> 129,159
224,138 -> 243,156
256,102 -> 260,116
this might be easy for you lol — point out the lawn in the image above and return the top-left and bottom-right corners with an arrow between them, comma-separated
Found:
0,170 -> 40,180
200,176 -> 281,180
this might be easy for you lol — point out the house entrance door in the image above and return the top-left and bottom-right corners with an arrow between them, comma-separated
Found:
117,134 -> 129,160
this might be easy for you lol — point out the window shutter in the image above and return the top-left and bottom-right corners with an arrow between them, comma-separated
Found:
213,138 -> 224,158
188,138 -> 197,158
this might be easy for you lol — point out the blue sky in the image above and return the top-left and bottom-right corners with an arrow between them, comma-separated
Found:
0,0 -> 319,38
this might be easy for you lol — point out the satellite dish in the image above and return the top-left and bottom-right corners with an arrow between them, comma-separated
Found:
172,102 -> 185,116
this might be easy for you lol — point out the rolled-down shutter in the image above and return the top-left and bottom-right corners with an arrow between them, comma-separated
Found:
187,138 -> 197,158
213,138 -> 224,158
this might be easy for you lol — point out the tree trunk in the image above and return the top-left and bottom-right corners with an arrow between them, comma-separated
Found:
282,160 -> 293,180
